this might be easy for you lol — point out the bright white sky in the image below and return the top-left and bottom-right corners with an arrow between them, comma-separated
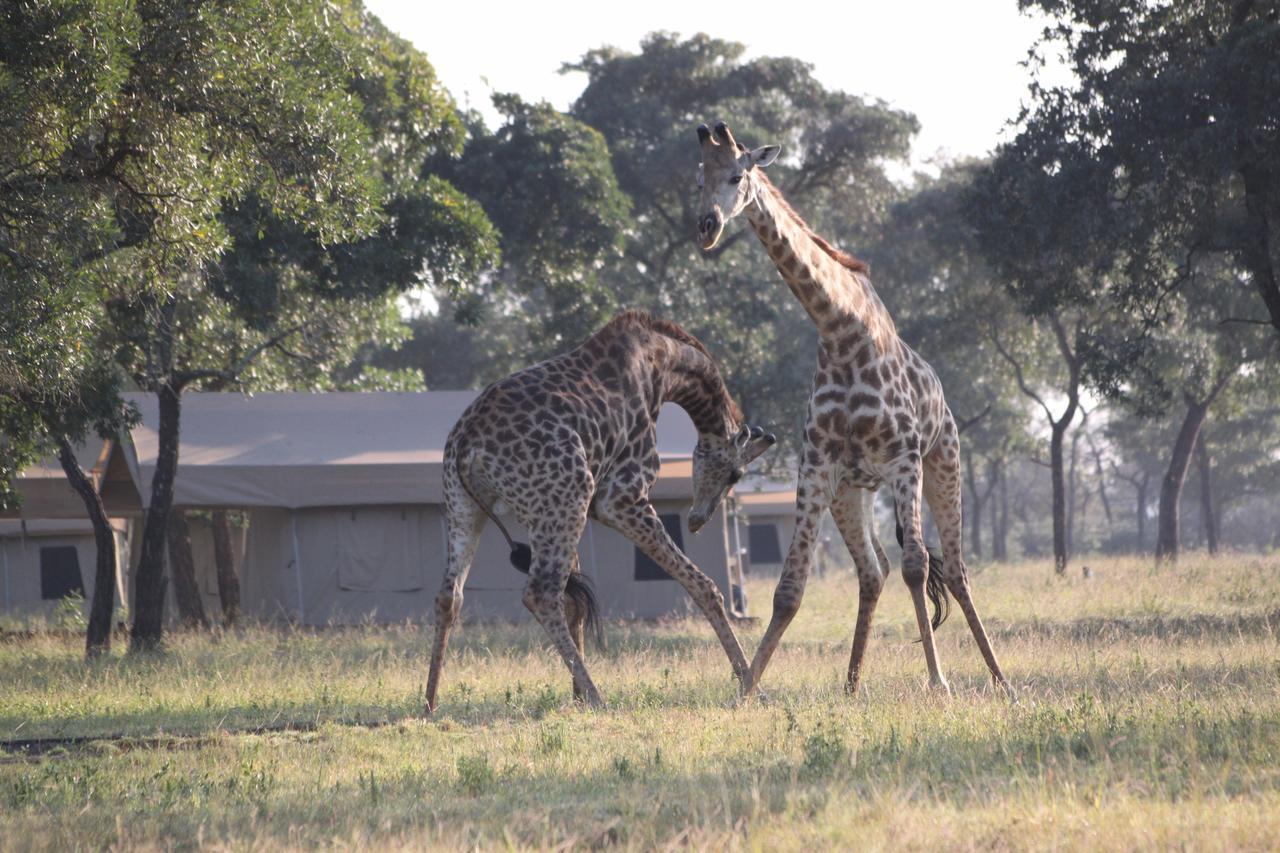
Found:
365,0 -> 1061,175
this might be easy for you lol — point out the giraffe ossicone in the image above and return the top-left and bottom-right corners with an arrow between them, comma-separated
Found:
425,311 -> 775,712
695,119 -> 1015,700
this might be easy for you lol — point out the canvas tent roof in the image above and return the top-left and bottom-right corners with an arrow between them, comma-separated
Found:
735,479 -> 797,517
124,391 -> 703,509
1,441 -> 109,520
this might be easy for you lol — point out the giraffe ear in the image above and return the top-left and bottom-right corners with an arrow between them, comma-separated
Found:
748,145 -> 780,168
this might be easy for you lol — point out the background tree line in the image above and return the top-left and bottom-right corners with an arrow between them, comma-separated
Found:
3,2 -> 1278,657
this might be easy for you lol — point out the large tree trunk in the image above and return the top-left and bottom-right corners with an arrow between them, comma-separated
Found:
994,459 -> 1009,562
1239,165 -> 1280,335
166,510 -> 208,628
964,449 -> 983,558
1066,428 -> 1082,559
56,437 -> 117,660
1136,471 -> 1149,553
1196,437 -> 1218,555
131,384 -> 181,650
1088,436 -> 1113,535
212,509 -> 241,626
1156,397 -> 1213,562
1050,422 -> 1070,573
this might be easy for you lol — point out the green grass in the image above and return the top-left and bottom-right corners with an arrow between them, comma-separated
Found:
2,553 -> 1279,850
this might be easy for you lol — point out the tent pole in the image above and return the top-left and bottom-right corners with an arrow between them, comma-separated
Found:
113,523 -> 128,612
585,521 -> 599,581
291,510 -> 305,624
2,541 -> 10,611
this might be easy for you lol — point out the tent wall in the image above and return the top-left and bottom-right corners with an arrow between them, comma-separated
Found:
237,501 -> 731,625
1,532 -> 100,618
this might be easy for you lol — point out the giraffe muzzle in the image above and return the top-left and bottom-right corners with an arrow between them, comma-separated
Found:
688,509 -> 710,534
698,213 -> 723,250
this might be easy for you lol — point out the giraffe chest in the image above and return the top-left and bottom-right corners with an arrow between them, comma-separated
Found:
802,354 -> 941,478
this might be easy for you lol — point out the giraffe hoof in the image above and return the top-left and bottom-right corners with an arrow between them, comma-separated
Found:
929,678 -> 952,697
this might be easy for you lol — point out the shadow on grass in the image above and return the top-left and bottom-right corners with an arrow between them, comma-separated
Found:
12,694 -> 1280,850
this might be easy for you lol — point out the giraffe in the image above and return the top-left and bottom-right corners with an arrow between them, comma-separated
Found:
425,310 -> 776,711
694,120 -> 1013,698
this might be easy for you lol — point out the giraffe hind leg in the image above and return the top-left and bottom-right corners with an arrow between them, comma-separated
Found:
923,434 -> 1015,698
426,491 -> 484,714
891,458 -> 950,694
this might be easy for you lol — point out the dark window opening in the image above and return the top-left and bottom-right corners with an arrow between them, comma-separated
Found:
40,546 -> 84,600
635,514 -> 684,581
747,523 -> 782,564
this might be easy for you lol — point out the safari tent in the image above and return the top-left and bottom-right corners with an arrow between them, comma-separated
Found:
117,391 -> 745,624
0,442 -> 131,619
735,483 -> 797,576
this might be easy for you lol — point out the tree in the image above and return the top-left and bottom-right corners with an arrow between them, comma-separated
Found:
991,1 -> 1280,335
970,2 -> 1280,565
2,0 -> 498,650
991,313 -> 1083,573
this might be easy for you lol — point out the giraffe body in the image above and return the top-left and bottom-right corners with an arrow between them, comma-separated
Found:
425,311 -> 775,711
695,121 -> 1013,698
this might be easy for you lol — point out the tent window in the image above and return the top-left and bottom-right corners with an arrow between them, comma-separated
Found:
748,523 -> 782,563
40,546 -> 84,600
635,514 -> 683,581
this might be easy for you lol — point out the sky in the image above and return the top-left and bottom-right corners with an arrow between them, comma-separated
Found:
365,0 -> 1063,174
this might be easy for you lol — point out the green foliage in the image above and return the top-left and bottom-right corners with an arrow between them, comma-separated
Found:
972,0 -> 1280,339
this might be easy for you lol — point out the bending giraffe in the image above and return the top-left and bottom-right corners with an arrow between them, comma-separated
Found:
694,120 -> 1013,698
426,310 -> 775,711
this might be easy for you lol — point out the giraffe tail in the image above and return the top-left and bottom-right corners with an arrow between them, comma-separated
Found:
454,456 -> 603,649
506,544 -> 604,649
894,518 -> 951,633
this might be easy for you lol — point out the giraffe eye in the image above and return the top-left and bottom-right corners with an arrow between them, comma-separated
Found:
729,175 -> 743,185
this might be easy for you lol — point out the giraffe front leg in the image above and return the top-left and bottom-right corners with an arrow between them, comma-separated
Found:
600,497 -> 751,690
892,459 -> 950,695
829,486 -> 886,696
744,480 -> 826,699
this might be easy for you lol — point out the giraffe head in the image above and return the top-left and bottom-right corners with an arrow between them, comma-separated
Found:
688,425 -> 775,533
695,121 -> 780,250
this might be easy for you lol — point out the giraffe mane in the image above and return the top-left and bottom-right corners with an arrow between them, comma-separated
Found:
756,171 -> 870,275
592,311 -> 744,427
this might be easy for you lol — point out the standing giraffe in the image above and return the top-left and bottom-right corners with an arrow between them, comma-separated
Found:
426,310 -> 775,711
694,120 -> 1013,698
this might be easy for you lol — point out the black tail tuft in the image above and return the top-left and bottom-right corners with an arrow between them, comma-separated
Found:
508,543 -> 532,574
894,518 -> 951,633
506,541 -> 602,649
565,571 -> 605,650
924,545 -> 950,631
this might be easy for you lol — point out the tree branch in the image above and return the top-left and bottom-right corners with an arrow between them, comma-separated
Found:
990,329 -> 1055,423
173,325 -> 305,390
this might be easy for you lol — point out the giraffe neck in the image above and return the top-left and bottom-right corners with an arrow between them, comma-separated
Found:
745,175 -> 897,353
658,341 -> 739,440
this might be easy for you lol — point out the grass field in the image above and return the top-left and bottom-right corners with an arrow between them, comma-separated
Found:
2,553 -> 1279,850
